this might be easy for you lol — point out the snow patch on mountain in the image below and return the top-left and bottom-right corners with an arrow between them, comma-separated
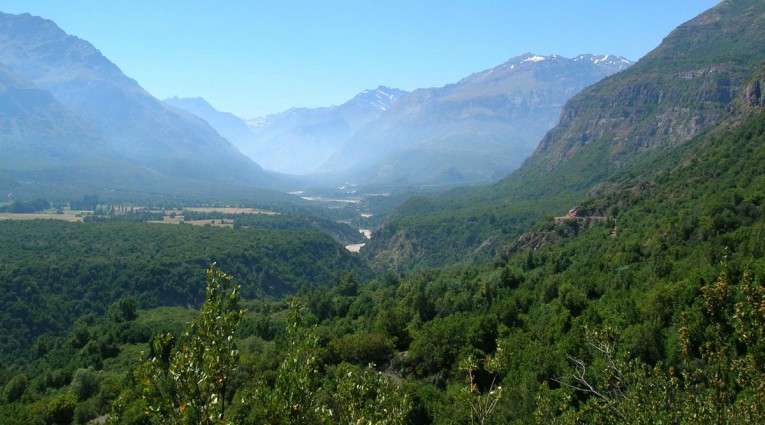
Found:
522,54 -> 547,63
574,54 -> 633,71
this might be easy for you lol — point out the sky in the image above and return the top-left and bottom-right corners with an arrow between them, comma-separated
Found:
2,1 -> 721,118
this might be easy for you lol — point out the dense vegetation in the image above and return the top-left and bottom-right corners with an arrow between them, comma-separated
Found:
2,1 -> 765,424
1,107 -> 764,423
0,219 -> 368,362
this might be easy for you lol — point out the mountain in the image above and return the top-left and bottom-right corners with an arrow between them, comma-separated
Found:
0,62 -> 163,199
365,0 -> 765,270
240,86 -> 407,175
0,12 -> 285,195
163,96 -> 256,150
166,56 -> 629,187
0,63 -> 104,170
318,54 -> 632,187
519,0 -> 765,194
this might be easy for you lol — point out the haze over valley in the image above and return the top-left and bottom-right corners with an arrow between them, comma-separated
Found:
167,53 -> 631,187
2,2 -> 764,424
0,9 -> 633,198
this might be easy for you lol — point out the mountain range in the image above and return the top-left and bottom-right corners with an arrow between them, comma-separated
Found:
166,86 -> 407,176
365,0 -> 765,270
0,12 -> 287,199
169,54 -> 631,187
318,53 -> 632,186
0,11 -> 635,197
245,86 -> 407,176
3,1 -> 765,422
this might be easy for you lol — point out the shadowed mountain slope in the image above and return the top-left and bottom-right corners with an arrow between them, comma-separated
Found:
0,12 -> 287,195
0,63 -> 104,169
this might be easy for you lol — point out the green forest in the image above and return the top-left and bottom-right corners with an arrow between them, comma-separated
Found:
1,108 -> 764,423
3,1 -> 765,424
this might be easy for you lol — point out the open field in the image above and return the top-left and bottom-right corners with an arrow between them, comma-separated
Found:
148,216 -> 234,228
0,211 -> 86,222
184,207 -> 278,215
145,206 -> 278,227
0,204 -> 277,225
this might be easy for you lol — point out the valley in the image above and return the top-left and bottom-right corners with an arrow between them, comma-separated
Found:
1,1 -> 764,424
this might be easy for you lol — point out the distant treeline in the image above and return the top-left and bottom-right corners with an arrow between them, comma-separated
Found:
0,198 -> 50,213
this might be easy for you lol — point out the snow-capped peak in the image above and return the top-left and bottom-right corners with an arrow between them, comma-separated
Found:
574,54 -> 633,71
522,54 -> 547,63
351,86 -> 406,111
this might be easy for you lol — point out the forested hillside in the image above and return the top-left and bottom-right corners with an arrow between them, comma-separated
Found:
366,0 -> 765,271
0,220 -> 368,363
2,103 -> 764,421
2,1 -> 765,424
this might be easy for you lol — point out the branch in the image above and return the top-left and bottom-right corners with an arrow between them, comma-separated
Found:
554,354 -> 627,421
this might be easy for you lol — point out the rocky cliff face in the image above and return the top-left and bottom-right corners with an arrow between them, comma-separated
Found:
530,0 -> 765,176
533,64 -> 745,170
744,79 -> 765,107
736,66 -> 765,110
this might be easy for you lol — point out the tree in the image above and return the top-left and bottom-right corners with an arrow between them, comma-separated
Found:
328,363 -> 410,425
239,299 -> 327,425
43,394 -> 77,425
69,368 -> 101,401
132,263 -> 245,425
235,300 -> 411,425
3,373 -> 28,403
458,345 -> 508,425
539,266 -> 765,423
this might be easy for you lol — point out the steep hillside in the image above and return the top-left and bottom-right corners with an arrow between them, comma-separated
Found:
366,0 -> 765,270
0,64 -> 104,169
319,54 -> 631,186
529,0 -> 765,180
0,63 -> 178,199
0,12 -> 283,191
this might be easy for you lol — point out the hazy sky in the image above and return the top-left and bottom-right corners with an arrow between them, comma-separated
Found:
3,1 -> 720,118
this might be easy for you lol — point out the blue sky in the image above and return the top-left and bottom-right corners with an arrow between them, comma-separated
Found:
3,1 -> 720,118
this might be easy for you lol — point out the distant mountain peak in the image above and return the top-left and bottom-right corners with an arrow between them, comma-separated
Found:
245,116 -> 269,130
350,86 -> 407,111
521,54 -> 548,63
574,53 -> 633,69
461,53 -> 633,86
164,95 -> 217,112
362,85 -> 397,94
